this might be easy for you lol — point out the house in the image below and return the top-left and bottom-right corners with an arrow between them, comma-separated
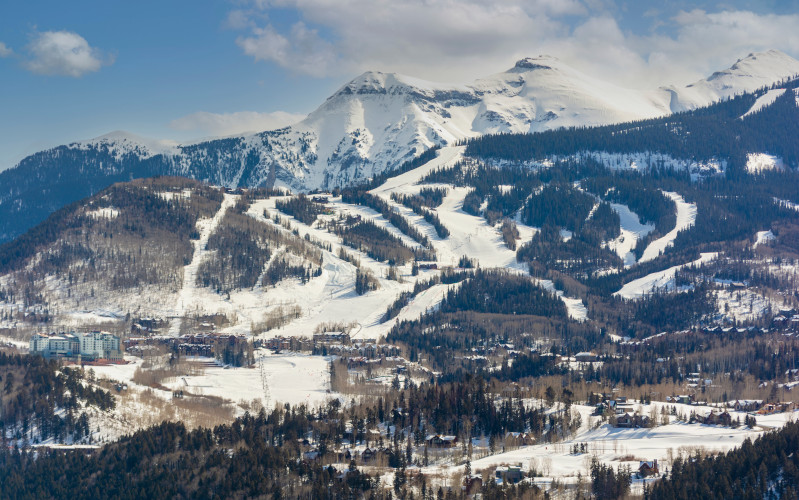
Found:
638,460 -> 659,477
615,413 -> 651,428
425,435 -> 458,448
264,337 -> 292,352
575,352 -> 597,363
704,411 -> 732,426
594,397 -> 620,415
313,332 -> 351,345
495,465 -> 524,484
615,413 -> 634,428
615,403 -> 635,415
504,432 -> 535,447
758,402 -> 796,414
729,400 -> 762,412
463,475 -> 483,496
360,447 -> 385,463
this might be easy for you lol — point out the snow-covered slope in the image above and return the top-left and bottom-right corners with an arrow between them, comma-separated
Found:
667,50 -> 799,112
2,50 -> 798,245
72,131 -> 181,160
57,50 -> 799,193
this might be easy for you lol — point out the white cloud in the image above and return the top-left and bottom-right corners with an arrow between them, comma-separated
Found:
0,42 -> 12,58
237,22 -> 338,77
232,0 -> 574,80
25,31 -> 112,77
229,2 -> 799,89
169,110 -> 306,137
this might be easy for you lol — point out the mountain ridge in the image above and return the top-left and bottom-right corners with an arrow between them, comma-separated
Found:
1,50 -> 798,244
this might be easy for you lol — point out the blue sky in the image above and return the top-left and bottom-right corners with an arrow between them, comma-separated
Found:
1,0 -> 798,170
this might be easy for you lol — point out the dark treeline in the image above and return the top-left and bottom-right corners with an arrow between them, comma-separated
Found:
415,187 -> 448,207
465,79 -> 799,172
422,161 -> 543,225
341,189 -> 435,251
522,183 -> 595,232
649,421 -> 799,500
387,270 -> 603,371
586,285 -> 717,340
0,178 -> 222,279
199,198 -> 323,293
501,219 -> 520,250
630,285 -> 715,332
275,194 -> 325,225
440,269 -> 567,318
0,373 -> 577,499
390,191 -> 451,238
582,173 -> 675,234
581,202 -> 621,246
355,267 -> 380,295
197,209 -> 274,293
0,416 -> 379,499
262,255 -> 322,287
382,271 -> 468,322
336,219 -> 431,265
0,353 -> 114,445
518,224 -> 623,279
589,331 -> 799,387
0,178 -> 224,306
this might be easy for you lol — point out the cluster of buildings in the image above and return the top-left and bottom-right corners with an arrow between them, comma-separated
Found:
124,333 -> 249,357
30,331 -> 122,362
593,395 -> 636,416
260,333 -> 403,360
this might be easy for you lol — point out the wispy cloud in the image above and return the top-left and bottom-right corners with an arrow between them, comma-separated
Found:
0,42 -> 12,58
227,1 -> 799,88
24,31 -> 113,77
169,110 -> 306,137
236,22 -> 338,77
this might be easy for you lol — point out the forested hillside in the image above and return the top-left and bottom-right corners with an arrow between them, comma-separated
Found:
0,352 -> 114,445
466,81 -> 799,173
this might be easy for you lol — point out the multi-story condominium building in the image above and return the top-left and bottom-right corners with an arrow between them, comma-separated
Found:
29,331 -> 122,361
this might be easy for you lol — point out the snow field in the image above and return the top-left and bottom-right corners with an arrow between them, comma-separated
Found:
423,402 -> 797,491
715,288 -> 781,323
614,252 -> 717,300
754,230 -> 775,248
159,350 -> 335,408
248,198 -> 428,339
79,352 -> 337,443
85,207 -> 120,219
638,192 -> 697,264
741,89 -> 786,118
605,202 -> 655,267
537,280 -> 587,322
581,151 -> 725,176
746,153 -> 784,173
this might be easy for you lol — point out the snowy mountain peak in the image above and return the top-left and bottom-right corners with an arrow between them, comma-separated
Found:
72,130 -> 180,159
6,47 -> 799,223
707,49 -> 799,83
331,70 -> 468,99
335,71 -> 409,95
512,56 -> 558,71
663,49 -> 799,112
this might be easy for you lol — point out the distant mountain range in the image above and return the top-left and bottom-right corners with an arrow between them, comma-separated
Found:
1,49 -> 799,243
